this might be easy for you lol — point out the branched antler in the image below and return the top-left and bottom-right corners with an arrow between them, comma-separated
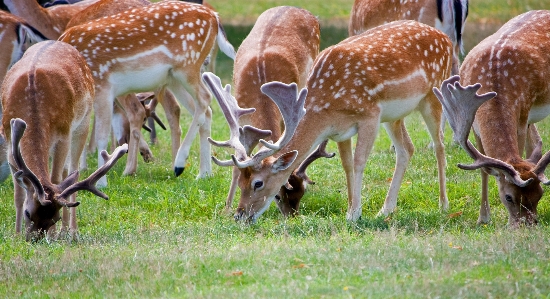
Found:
295,139 -> 335,184
202,72 -> 271,166
433,75 -> 534,187
9,118 -> 49,206
56,143 -> 129,200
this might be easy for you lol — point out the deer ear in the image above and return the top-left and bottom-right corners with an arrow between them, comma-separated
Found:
272,151 -> 298,173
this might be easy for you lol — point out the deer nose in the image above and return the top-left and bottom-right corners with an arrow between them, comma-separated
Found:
234,208 -> 245,222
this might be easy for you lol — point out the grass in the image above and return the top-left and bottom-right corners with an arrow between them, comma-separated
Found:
2,0 -> 550,298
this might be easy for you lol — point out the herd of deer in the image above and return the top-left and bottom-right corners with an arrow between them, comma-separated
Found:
0,0 -> 548,241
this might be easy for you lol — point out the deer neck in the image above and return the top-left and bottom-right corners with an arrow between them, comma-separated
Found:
474,96 -> 522,162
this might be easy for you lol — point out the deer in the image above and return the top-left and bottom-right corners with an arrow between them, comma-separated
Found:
349,0 -> 468,151
433,10 -> 550,228
215,6 -> 334,217
204,20 -> 454,222
59,0 -> 236,187
349,0 -> 468,75
4,0 -> 99,39
0,40 -> 127,241
0,11 -> 48,182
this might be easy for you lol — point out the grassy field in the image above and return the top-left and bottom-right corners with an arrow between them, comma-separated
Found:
1,0 -> 550,298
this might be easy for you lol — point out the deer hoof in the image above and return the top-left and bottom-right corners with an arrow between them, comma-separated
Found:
174,166 -> 185,177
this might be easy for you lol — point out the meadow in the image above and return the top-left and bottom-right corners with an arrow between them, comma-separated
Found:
1,0 -> 550,298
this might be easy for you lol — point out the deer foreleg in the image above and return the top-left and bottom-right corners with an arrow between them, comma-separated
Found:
419,96 -> 448,211
337,139 -> 354,219
116,94 -> 148,176
93,94 -> 114,188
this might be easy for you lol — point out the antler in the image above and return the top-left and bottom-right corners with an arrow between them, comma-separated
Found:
56,143 -> 129,200
9,118 -> 50,206
295,139 -> 335,184
433,75 -> 534,187
136,92 -> 167,131
202,72 -> 272,166
230,81 -> 307,169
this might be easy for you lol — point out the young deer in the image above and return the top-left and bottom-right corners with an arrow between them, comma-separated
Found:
433,10 -> 550,228
349,0 -> 468,75
216,6 -> 332,216
4,0 -> 99,39
0,11 -> 48,182
1,40 -> 127,241
59,1 -> 236,187
204,20 -> 453,222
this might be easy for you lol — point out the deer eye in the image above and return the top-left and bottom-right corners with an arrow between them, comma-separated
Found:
505,195 -> 513,203
253,180 -> 264,191
24,210 -> 31,219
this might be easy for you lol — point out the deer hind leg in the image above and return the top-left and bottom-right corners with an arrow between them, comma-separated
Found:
418,98 -> 448,211
378,119 -> 414,216
169,81 -> 212,178
157,89 -> 182,166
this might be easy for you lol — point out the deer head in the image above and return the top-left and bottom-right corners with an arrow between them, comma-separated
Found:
9,118 -> 128,240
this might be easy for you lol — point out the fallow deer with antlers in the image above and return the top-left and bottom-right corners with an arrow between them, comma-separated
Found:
216,6 -> 333,217
204,20 -> 453,222
1,40 -> 127,241
59,1 -> 236,187
433,10 -> 550,228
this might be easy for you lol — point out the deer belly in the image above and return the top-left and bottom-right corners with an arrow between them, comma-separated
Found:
108,63 -> 172,95
528,103 -> 550,124
378,94 -> 424,123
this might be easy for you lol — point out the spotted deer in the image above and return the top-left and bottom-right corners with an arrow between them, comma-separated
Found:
0,11 -> 48,182
433,10 -> 550,228
349,0 -> 468,75
4,0 -> 99,39
214,6 -> 333,216
59,1 -> 236,187
204,20 -> 453,222
1,40 -> 127,241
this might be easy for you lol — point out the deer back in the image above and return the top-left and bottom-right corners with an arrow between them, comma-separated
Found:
460,10 -> 550,160
66,0 -> 150,29
1,40 -> 95,183
234,6 -> 320,138
59,1 -> 222,93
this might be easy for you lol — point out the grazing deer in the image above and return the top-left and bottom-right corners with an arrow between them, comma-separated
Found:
0,11 -> 48,182
4,0 -> 99,39
1,40 -> 127,241
433,10 -> 550,228
59,1 -> 236,187
204,20 -> 453,222
215,6 -> 333,216
349,0 -> 468,75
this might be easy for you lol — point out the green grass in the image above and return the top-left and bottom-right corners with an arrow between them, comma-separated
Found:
2,0 -> 550,298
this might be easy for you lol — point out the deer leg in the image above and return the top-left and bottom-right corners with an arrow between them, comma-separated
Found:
377,120 -> 414,216
197,105 -> 213,178
337,139 -> 354,219
158,89 -> 182,166
93,92 -> 115,188
525,124 -> 540,158
225,166 -> 240,213
349,117 -> 380,221
419,97 -> 448,211
475,134 -> 491,224
116,94 -> 148,176
170,82 -> 211,178
51,138 -> 72,235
